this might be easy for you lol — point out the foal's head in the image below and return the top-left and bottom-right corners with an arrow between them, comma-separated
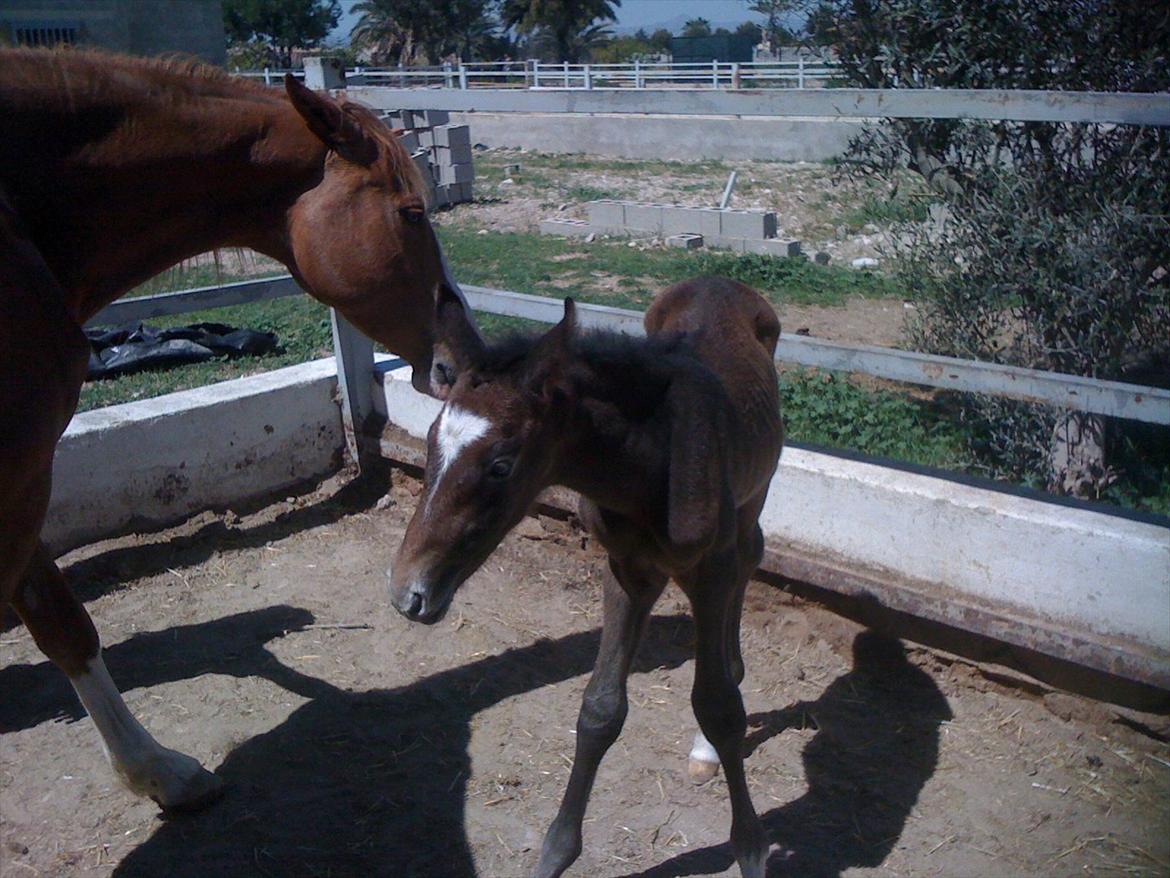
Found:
388,293 -> 579,623
282,77 -> 470,396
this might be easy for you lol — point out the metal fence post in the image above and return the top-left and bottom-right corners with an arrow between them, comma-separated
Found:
263,67 -> 271,86
458,62 -> 468,89
634,58 -> 641,89
712,59 -> 719,88
731,62 -> 740,89
798,56 -> 805,89
563,61 -> 569,88
330,309 -> 376,471
584,64 -> 592,90
443,62 -> 452,88
532,58 -> 540,88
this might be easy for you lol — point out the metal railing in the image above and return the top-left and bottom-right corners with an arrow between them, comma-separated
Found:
234,58 -> 840,91
88,278 -> 1170,428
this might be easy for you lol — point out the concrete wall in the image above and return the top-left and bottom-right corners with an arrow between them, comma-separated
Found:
43,358 -> 342,555
372,361 -> 1170,684
0,1 -> 225,64
448,111 -> 861,162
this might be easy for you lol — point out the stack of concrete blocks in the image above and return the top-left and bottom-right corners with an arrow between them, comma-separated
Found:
381,109 -> 475,210
540,201 -> 801,257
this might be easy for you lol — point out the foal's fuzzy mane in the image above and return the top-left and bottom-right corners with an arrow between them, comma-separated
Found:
478,325 -> 692,384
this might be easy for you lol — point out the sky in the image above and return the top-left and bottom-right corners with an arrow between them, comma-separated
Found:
333,1 -> 768,43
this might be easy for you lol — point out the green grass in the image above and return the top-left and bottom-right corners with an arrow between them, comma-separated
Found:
436,226 -> 898,311
780,369 -> 966,469
842,192 -> 931,232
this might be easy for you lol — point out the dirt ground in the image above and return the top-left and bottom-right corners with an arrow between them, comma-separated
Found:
2,467 -> 1168,878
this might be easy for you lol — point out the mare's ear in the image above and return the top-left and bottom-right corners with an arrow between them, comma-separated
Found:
666,377 -> 723,550
285,75 -> 376,165
432,282 -> 486,393
525,298 -> 577,406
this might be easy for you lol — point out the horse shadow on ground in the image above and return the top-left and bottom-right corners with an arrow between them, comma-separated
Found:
3,608 -> 949,878
3,603 -> 694,877
621,631 -> 953,878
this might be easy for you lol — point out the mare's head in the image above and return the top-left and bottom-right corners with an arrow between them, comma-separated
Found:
282,76 -> 474,396
389,292 -> 579,623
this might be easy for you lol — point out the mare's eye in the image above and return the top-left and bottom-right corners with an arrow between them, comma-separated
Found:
487,457 -> 514,480
399,204 -> 425,224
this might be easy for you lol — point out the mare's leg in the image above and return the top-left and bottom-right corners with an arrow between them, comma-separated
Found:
689,516 -> 764,784
533,555 -> 667,878
11,545 -> 224,811
682,550 -> 769,878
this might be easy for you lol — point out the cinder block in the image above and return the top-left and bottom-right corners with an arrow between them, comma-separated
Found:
430,184 -> 450,209
396,130 -> 420,153
707,235 -> 748,253
744,238 -> 803,258
421,109 -> 450,127
661,207 -> 703,236
439,162 -> 474,185
587,200 -> 625,230
411,149 -> 431,180
458,181 -> 474,202
431,143 -> 473,165
397,109 -> 418,130
540,219 -> 593,238
624,202 -> 664,234
432,125 -> 471,149
666,233 -> 704,250
699,208 -> 723,239
720,210 -> 778,240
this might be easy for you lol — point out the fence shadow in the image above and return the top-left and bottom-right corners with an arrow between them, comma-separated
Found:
619,631 -> 952,878
93,611 -> 695,878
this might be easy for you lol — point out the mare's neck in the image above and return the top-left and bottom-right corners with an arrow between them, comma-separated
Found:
7,63 -> 325,321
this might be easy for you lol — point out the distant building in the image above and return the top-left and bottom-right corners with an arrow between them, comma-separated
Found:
0,1 -> 226,65
670,34 -> 755,65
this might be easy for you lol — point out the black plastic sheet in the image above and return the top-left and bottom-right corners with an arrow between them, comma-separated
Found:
85,322 -> 278,379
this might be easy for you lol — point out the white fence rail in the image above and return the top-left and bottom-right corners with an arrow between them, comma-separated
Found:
87,279 -> 1170,427
234,59 -> 839,91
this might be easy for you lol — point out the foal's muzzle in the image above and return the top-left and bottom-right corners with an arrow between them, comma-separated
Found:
389,575 -> 452,625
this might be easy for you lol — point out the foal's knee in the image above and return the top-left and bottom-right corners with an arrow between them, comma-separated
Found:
577,686 -> 627,749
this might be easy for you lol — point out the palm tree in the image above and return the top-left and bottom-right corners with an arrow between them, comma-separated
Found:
501,0 -> 621,63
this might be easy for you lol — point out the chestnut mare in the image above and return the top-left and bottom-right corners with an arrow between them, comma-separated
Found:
389,278 -> 785,877
1,48 -> 475,811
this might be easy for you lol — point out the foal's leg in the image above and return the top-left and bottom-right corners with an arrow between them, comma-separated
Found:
11,545 -> 224,811
534,555 -> 667,878
684,552 -> 769,878
689,520 -> 763,784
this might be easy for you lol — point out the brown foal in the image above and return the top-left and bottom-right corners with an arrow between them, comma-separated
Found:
1,48 -> 476,811
389,277 -> 785,877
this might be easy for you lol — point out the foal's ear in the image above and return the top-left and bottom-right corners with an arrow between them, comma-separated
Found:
285,75 -> 376,165
666,377 -> 723,551
432,282 -> 486,391
526,298 -> 578,406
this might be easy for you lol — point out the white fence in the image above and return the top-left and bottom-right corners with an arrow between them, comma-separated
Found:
235,58 -> 840,91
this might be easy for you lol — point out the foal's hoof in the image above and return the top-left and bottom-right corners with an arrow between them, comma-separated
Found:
687,757 -> 720,784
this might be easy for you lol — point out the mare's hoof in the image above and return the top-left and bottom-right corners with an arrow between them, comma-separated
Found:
156,770 -> 226,814
119,748 -> 225,813
687,757 -> 720,784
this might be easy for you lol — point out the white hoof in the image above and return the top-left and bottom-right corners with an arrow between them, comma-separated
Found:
688,730 -> 721,784
687,757 -> 721,784
119,747 -> 224,812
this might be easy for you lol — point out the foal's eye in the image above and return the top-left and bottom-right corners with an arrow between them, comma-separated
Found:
487,457 -> 514,480
399,204 -> 425,224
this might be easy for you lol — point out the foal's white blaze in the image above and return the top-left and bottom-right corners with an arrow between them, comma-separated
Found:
430,405 -> 492,498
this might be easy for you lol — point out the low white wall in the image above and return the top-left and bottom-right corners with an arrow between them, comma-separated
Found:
44,359 -> 344,555
450,112 -> 862,162
373,362 -> 1170,673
